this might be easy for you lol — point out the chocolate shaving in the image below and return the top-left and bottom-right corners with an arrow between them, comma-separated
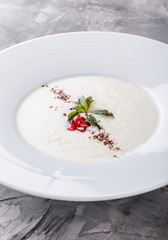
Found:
71,101 -> 78,105
42,84 -> 48,87
50,87 -> 71,102
89,128 -> 121,151
113,147 -> 121,151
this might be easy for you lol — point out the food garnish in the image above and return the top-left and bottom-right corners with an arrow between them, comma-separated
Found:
67,96 -> 114,132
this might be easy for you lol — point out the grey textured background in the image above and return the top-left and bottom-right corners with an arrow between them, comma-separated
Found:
1,0 -> 168,50
0,0 -> 168,239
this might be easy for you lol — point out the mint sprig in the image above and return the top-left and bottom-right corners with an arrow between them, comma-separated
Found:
78,96 -> 85,106
84,96 -> 94,112
68,111 -> 79,121
86,114 -> 101,129
68,96 -> 114,129
91,109 -> 114,117
76,96 -> 94,114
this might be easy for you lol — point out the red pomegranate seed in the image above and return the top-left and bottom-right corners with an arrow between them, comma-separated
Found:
67,116 -> 90,132
71,119 -> 75,125
85,121 -> 91,126
81,116 -> 86,122
80,123 -> 89,128
67,124 -> 76,131
74,116 -> 83,126
76,127 -> 86,132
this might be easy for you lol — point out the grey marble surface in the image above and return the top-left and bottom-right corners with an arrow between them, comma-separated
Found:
0,0 -> 168,239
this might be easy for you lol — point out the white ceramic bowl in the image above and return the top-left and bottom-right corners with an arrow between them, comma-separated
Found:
0,32 -> 168,201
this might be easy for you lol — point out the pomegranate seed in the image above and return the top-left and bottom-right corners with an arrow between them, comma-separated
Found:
67,116 -> 90,132
74,116 -> 82,126
71,119 -> 75,125
76,127 -> 86,132
85,121 -> 91,126
67,124 -> 76,131
81,116 -> 86,122
80,123 -> 89,128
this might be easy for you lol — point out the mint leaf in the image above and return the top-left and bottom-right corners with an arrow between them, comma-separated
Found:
78,96 -> 85,106
91,109 -> 114,117
84,96 -> 94,111
86,114 -> 101,129
68,111 -> 79,121
74,106 -> 85,112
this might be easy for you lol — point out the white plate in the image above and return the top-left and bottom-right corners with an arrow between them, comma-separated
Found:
0,32 -> 168,201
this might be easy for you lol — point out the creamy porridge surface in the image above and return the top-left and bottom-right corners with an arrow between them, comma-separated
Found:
16,76 -> 159,161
